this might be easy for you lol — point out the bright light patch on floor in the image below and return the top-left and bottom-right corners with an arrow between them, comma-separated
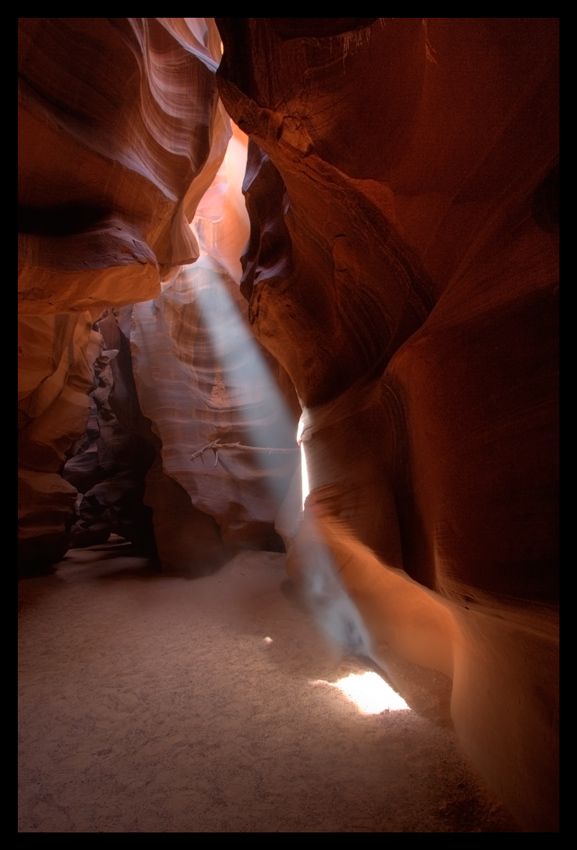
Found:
263,636 -> 273,644
317,672 -> 410,714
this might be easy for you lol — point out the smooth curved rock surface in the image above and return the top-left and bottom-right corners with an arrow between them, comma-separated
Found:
131,260 -> 300,552
17,17 -> 558,831
18,17 -> 230,313
128,126 -> 300,555
217,17 -> 559,830
17,18 -> 245,572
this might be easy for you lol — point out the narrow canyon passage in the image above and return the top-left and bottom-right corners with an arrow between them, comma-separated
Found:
18,18 -> 559,831
18,545 -> 518,833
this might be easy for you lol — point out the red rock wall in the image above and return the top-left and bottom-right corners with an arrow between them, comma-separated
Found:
18,18 -> 300,573
62,308 -> 158,552
18,17 -> 232,570
129,126 -> 300,557
216,18 -> 559,830
18,17 -> 229,313
17,17 -> 559,830
18,312 -> 103,571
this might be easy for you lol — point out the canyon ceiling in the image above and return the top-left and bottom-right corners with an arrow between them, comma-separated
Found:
18,18 -> 559,831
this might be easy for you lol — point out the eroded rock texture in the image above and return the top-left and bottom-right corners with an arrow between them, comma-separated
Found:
131,266 -> 299,554
62,308 -> 158,552
216,18 -> 559,831
18,17 -> 229,314
128,125 -> 300,565
18,17 -> 559,832
18,313 -> 102,572
18,18 -> 260,572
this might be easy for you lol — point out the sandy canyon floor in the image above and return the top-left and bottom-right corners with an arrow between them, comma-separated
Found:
18,542 -> 520,832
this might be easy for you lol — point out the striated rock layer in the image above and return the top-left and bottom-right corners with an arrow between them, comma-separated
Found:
18,16 -> 300,572
17,16 -> 559,831
131,262 -> 300,554
128,121 -> 301,562
19,19 -> 298,572
217,18 -> 559,831
18,18 -> 233,571
18,17 -> 230,313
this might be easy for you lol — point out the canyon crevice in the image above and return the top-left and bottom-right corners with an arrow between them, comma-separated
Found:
18,18 -> 558,831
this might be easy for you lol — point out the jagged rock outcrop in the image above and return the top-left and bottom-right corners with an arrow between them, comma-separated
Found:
62,309 -> 158,552
216,18 -> 559,831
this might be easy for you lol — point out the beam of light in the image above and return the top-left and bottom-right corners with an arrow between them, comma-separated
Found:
181,125 -> 301,513
188,120 -> 379,685
294,360 -> 377,660
313,671 -> 410,715
184,257 -> 299,507
297,525 -> 375,658
296,414 -> 310,510
299,442 -> 309,510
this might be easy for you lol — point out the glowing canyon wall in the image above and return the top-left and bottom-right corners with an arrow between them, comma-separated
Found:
18,18 -> 558,830
18,18 -> 299,571
218,18 -> 559,832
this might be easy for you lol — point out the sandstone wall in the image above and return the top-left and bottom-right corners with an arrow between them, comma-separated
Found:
17,17 -> 559,829
216,18 -> 559,830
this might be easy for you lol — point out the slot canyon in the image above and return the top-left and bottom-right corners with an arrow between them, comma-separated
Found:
18,18 -> 559,832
